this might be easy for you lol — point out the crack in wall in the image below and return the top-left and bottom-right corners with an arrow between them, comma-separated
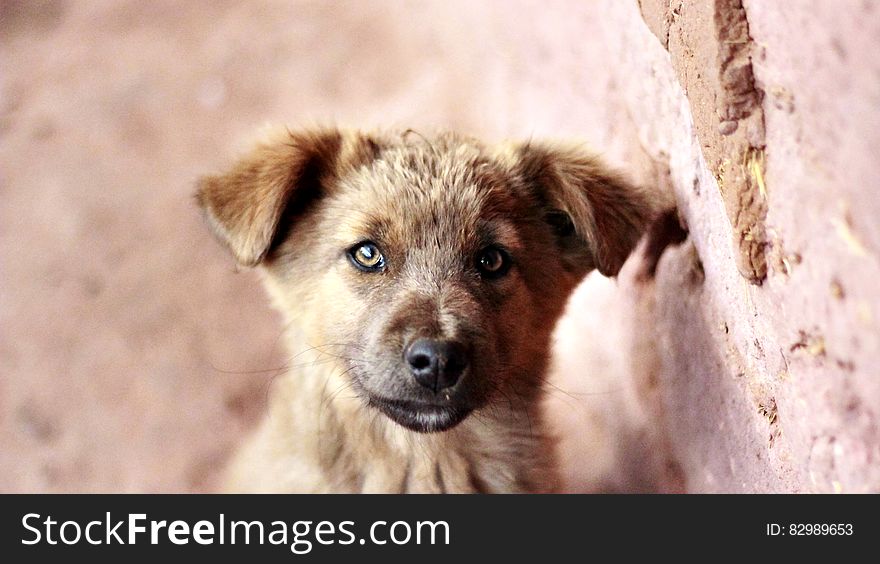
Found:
639,0 -> 769,284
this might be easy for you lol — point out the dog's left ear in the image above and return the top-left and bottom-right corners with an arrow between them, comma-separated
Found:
196,128 -> 380,266
513,142 -> 657,276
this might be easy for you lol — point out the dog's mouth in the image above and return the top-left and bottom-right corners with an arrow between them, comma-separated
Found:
367,396 -> 472,433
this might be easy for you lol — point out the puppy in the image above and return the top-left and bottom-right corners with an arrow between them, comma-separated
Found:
196,128 -> 654,493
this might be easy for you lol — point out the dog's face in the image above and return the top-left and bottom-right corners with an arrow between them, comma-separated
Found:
197,129 -> 653,433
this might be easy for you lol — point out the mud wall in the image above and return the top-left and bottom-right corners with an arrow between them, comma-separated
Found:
549,0 -> 880,493
2,1 -> 878,492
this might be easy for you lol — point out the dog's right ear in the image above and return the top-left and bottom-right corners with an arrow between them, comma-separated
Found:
195,128 -> 380,266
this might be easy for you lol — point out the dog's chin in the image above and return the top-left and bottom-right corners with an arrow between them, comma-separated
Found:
368,397 -> 471,433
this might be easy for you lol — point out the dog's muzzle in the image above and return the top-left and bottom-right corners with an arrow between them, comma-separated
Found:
364,338 -> 474,433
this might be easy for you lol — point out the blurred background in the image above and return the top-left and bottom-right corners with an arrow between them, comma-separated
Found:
0,0 -> 645,493
2,0 -> 878,493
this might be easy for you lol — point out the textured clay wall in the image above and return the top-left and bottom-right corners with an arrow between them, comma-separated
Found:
2,1 -> 878,492
549,0 -> 880,493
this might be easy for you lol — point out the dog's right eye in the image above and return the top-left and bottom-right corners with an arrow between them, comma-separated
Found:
348,242 -> 386,272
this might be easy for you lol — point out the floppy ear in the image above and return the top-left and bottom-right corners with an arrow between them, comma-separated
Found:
515,143 -> 656,276
195,128 -> 379,266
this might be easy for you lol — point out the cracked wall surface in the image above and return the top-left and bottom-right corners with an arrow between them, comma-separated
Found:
2,0 -> 878,492
556,0 -> 880,492
642,0 -> 769,284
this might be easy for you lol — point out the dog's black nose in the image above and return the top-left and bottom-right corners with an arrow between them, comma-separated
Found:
405,339 -> 468,392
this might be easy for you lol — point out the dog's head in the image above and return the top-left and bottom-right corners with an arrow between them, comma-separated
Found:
197,128 -> 654,433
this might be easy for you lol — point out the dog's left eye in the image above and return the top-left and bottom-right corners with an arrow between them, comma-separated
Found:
476,246 -> 511,278
348,241 -> 386,272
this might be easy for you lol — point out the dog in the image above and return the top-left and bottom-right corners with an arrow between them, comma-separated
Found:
196,127 -> 655,493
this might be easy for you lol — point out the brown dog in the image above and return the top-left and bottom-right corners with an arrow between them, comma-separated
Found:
196,128 -> 655,493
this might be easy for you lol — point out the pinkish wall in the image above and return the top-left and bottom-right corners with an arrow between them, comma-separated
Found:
551,0 -> 880,493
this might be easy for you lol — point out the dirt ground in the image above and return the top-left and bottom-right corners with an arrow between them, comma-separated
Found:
1,0 -> 658,492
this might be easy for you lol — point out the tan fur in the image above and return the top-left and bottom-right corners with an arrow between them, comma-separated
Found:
196,127 -> 656,493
